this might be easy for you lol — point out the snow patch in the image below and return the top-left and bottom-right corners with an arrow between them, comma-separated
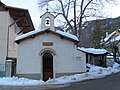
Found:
0,77 -> 45,86
0,63 -> 119,86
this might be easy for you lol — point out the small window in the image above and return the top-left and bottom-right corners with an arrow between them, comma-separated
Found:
45,17 -> 50,26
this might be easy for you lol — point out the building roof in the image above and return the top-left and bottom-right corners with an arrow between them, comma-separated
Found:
0,2 -> 35,33
77,47 -> 107,55
15,29 -> 79,44
40,12 -> 55,18
102,29 -> 120,45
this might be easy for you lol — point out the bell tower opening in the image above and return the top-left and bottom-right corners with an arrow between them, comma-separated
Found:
45,17 -> 50,26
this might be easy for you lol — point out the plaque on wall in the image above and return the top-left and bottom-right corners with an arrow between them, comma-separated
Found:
43,42 -> 53,46
76,56 -> 81,60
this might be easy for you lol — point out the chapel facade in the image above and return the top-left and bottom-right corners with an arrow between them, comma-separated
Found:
15,11 -> 86,81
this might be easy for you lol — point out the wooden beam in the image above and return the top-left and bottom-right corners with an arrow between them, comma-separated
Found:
12,16 -> 26,19
9,17 -> 24,27
17,27 -> 28,35
18,25 -> 30,27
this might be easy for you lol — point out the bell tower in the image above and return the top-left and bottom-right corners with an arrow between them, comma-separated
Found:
40,9 -> 54,31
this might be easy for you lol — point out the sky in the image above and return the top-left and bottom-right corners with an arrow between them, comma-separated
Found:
1,0 -> 41,29
1,0 -> 120,30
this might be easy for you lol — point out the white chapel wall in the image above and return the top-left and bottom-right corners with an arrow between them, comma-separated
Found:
17,32 -> 86,75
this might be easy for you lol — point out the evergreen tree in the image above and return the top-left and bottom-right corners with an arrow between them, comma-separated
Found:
92,20 -> 104,48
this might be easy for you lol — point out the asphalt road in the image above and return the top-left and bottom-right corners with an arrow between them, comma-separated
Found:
0,72 -> 120,90
52,72 -> 120,90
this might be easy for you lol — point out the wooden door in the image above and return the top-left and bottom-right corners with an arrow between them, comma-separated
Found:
43,52 -> 53,81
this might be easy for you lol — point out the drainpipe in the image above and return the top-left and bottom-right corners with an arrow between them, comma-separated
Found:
6,25 -> 10,60
6,17 -> 24,60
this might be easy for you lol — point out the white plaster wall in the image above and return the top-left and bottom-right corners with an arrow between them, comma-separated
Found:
0,11 -> 9,64
0,11 -> 20,64
17,38 -> 41,74
17,32 -> 86,74
8,18 -> 20,58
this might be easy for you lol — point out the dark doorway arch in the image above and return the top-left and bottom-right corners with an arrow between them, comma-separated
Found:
42,52 -> 53,81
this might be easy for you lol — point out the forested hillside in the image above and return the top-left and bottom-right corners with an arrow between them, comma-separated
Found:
81,16 -> 120,48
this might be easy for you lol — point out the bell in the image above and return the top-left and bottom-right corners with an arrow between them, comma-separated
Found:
46,20 -> 50,25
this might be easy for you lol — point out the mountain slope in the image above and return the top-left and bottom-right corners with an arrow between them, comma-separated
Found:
81,16 -> 120,48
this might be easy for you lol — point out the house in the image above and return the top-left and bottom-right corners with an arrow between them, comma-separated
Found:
78,47 -> 107,67
101,29 -> 120,63
15,11 -> 86,81
102,29 -> 120,53
0,1 -> 34,76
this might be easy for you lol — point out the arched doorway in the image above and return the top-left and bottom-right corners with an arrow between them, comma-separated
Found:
42,52 -> 53,81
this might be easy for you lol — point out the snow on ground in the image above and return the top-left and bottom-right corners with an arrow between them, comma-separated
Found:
46,63 -> 120,84
0,77 -> 45,86
0,63 -> 120,86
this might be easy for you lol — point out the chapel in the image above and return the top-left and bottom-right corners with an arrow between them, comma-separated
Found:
15,11 -> 86,81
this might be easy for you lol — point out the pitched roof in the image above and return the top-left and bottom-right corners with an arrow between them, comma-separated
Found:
40,12 -> 55,18
15,29 -> 79,44
77,47 -> 107,55
0,2 -> 34,33
103,29 -> 120,45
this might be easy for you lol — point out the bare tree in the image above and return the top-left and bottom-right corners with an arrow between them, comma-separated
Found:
38,0 -> 117,46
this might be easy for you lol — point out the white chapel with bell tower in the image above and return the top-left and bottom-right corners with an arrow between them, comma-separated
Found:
15,7 -> 86,81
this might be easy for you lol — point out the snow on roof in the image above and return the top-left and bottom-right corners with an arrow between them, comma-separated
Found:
104,31 -> 116,43
103,29 -> 120,44
109,35 -> 120,43
56,30 -> 79,41
15,29 -> 79,42
114,35 -> 120,41
78,47 -> 107,55
15,30 -> 40,41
